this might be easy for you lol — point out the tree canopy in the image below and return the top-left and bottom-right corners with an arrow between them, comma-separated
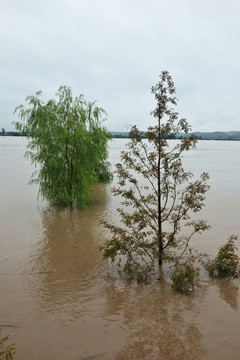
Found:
14,86 -> 112,207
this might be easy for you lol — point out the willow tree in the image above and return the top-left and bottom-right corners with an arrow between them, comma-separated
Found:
14,86 -> 112,207
101,71 -> 210,280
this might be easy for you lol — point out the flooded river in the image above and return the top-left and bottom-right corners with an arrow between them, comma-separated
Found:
1,137 -> 240,360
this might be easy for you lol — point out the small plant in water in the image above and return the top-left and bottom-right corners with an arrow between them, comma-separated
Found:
170,249 -> 202,294
207,235 -> 239,278
0,330 -> 16,360
171,261 -> 199,294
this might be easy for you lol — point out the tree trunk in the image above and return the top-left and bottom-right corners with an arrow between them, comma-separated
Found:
158,155 -> 163,265
159,238 -> 163,265
158,106 -> 163,265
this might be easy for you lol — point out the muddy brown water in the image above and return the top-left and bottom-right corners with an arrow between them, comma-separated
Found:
1,137 -> 240,360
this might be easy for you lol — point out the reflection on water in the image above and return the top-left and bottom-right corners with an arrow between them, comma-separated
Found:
104,279 -> 206,360
27,183 -> 110,315
1,138 -> 240,359
215,279 -> 239,311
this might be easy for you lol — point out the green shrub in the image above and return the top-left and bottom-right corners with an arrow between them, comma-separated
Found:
207,235 -> 239,278
171,262 -> 199,294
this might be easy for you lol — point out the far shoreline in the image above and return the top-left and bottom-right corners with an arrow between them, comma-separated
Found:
1,130 -> 240,141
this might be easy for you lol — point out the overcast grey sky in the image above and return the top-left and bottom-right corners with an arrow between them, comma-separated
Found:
1,0 -> 240,131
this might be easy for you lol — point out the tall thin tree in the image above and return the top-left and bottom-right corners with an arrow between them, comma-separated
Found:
101,71 -> 210,280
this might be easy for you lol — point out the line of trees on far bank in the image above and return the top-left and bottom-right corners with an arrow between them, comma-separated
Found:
2,128 -> 240,140
1,128 -> 24,136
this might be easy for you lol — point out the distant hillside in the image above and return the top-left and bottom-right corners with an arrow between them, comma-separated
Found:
176,131 -> 240,140
1,130 -> 240,140
110,131 -> 130,138
109,131 -> 240,140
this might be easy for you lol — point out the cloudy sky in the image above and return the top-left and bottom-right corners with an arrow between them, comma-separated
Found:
1,0 -> 240,132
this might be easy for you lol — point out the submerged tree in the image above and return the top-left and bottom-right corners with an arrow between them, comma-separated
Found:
101,71 -> 210,282
207,235 -> 240,278
14,86 -> 112,207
